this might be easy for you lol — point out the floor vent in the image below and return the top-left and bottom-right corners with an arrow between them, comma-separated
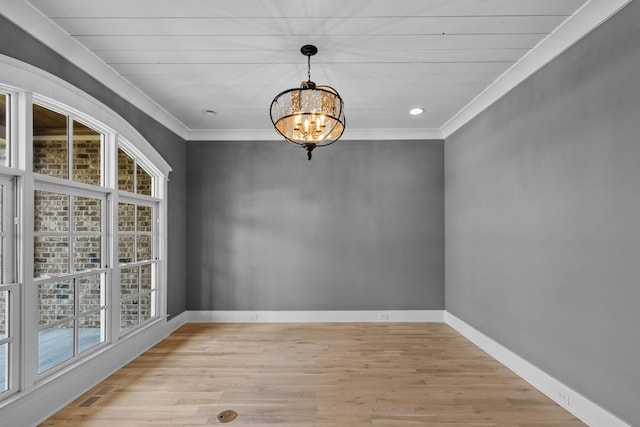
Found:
79,396 -> 101,408
216,410 -> 237,423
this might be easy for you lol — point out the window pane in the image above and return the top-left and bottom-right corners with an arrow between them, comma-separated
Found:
72,121 -> 102,186
137,164 -> 153,196
118,235 -> 134,264
0,291 -> 7,340
118,148 -> 134,192
120,298 -> 139,331
0,94 -> 8,167
0,343 -> 6,393
79,274 -> 103,313
38,280 -> 74,326
0,183 -> 3,232
73,196 -> 101,232
73,236 -> 101,271
137,205 -> 152,232
140,292 -> 153,323
0,237 -> 3,284
118,202 -> 135,231
34,236 -> 69,277
79,310 -> 104,353
33,104 -> 68,178
120,267 -> 138,296
137,235 -> 152,261
39,321 -> 74,373
34,191 -> 69,232
141,264 -> 153,292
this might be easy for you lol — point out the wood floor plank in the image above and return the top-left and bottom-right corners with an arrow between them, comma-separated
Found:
40,323 -> 585,426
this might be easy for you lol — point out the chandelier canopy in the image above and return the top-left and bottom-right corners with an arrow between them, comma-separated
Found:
270,45 -> 345,160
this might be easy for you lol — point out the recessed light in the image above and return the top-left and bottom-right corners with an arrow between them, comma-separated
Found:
409,107 -> 424,116
203,109 -> 218,116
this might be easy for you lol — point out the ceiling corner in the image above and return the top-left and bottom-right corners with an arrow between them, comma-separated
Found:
439,0 -> 633,140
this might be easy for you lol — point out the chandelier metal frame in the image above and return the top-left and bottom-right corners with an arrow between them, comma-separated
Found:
270,44 -> 346,160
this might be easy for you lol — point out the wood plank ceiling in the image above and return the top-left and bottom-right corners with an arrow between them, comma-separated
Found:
25,0 -> 589,139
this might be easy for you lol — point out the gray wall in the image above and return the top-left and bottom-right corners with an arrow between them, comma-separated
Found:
445,2 -> 640,425
187,140 -> 444,310
0,15 -> 187,318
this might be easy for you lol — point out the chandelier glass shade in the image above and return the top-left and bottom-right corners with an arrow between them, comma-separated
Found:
270,45 -> 345,160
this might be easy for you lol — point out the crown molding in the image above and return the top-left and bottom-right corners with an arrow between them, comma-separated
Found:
441,0 -> 633,139
188,127 -> 444,142
0,0 -> 190,140
1,0 -> 632,143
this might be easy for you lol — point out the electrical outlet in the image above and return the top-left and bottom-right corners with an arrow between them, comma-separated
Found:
556,389 -> 570,406
249,313 -> 259,321
379,312 -> 389,321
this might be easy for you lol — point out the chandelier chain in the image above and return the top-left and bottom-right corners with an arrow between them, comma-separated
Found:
307,54 -> 311,82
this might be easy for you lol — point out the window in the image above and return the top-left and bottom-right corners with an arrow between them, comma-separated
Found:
33,103 -> 103,185
0,93 -> 9,166
0,60 -> 169,405
0,91 -> 16,397
34,189 -> 107,372
118,147 -> 153,196
0,176 -> 16,395
29,101 -> 166,377
32,103 -> 68,178
32,103 -> 110,373
118,149 -> 158,332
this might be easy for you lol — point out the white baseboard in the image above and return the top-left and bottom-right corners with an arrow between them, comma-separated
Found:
444,312 -> 631,427
167,311 -> 188,330
187,310 -> 444,323
0,314 -> 185,427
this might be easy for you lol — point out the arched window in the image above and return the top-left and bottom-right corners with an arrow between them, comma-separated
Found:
0,56 -> 170,401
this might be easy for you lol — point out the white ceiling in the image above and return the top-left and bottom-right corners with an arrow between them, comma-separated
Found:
5,0 -> 629,140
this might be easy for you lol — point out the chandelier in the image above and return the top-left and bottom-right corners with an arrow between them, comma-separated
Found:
270,45 -> 345,160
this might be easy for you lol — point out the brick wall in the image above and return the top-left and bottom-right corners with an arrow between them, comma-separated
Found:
72,140 -> 101,186
118,148 -> 153,196
120,265 -> 153,329
31,137 -> 154,330
33,192 -> 103,278
38,281 -> 73,326
33,139 -> 68,179
0,136 -> 6,165
0,291 -> 7,339
1,93 -> 8,166
118,148 -> 134,192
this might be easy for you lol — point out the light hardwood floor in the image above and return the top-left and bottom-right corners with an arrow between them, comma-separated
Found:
41,323 -> 585,426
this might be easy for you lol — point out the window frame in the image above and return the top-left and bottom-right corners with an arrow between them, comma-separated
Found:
33,182 -> 110,375
117,195 -> 160,334
0,91 -> 12,169
0,63 -> 171,404
0,175 -> 18,398
112,137 -> 167,340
